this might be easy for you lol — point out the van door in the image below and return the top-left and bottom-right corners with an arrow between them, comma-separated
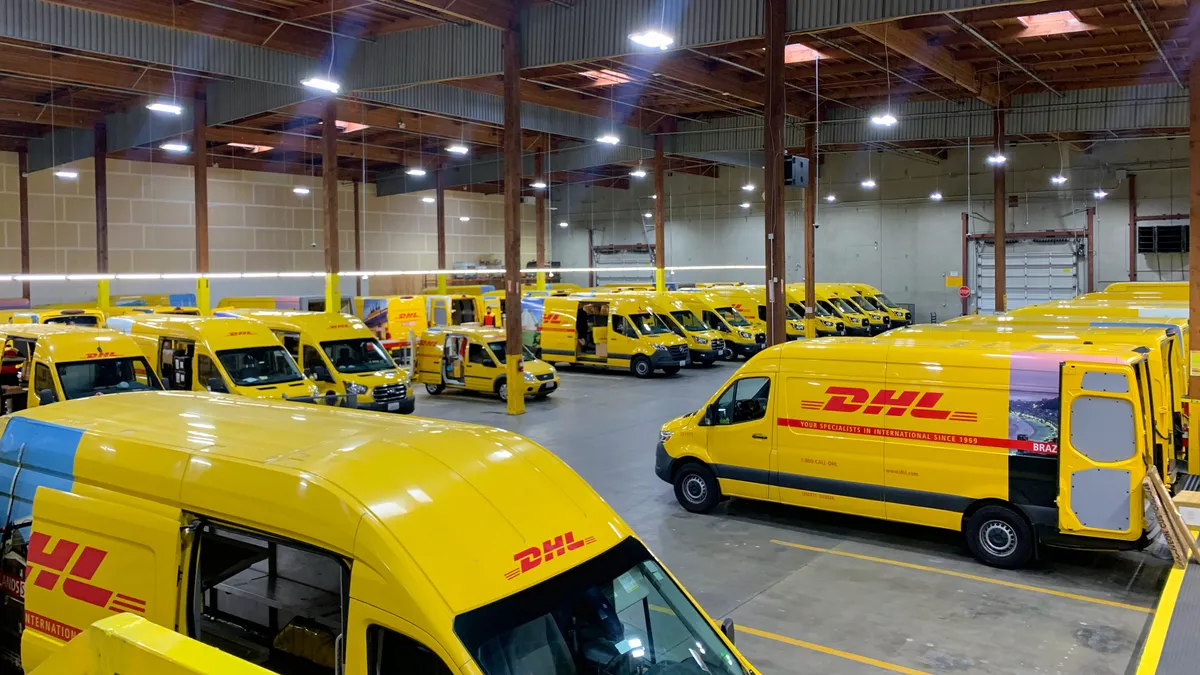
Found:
159,338 -> 195,391
703,376 -> 774,500
21,488 -> 182,671
427,297 -> 450,327
443,335 -> 468,387
1058,362 -> 1145,540
608,315 -> 636,366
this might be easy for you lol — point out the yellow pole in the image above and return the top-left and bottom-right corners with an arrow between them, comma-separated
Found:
325,273 -> 341,314
436,273 -> 447,294
506,354 -> 525,415
654,268 -> 665,293
536,271 -> 546,292
96,279 -> 110,311
804,316 -> 816,339
195,278 -> 211,316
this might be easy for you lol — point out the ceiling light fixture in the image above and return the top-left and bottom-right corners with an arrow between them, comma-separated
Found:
629,29 -> 674,50
643,212 -> 653,218
227,142 -> 273,153
159,142 -> 189,153
825,194 -> 836,203
54,170 -> 78,179
596,134 -> 620,145
1050,174 -> 1068,185
558,221 -> 568,228
740,202 -> 751,209
406,168 -> 427,177
860,178 -> 876,189
421,196 -> 435,203
301,77 -> 341,94
293,187 -> 310,195
146,102 -> 183,115
650,194 -> 657,199
629,169 -> 647,178
987,153 -> 1007,165
1093,189 -> 1108,199
531,181 -> 547,189
930,191 -> 943,201
870,113 -> 897,127
460,216 -> 471,222
446,144 -> 469,155
742,183 -> 755,192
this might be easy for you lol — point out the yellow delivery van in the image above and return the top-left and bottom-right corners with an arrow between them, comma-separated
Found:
107,315 -> 319,402
698,286 -> 819,339
220,309 -> 415,414
657,338 -> 1158,569
355,294 -> 489,356
0,391 -> 756,674
837,283 -> 910,328
788,285 -> 872,335
0,325 -> 160,412
1102,281 -> 1187,301
820,284 -> 890,334
540,295 -> 690,377
646,294 -> 730,365
415,325 -> 559,400
4,309 -> 107,327
781,287 -> 845,335
672,291 -> 767,359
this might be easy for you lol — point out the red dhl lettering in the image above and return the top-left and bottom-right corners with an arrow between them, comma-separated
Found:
778,418 -> 1058,455
24,610 -> 80,641
505,531 -> 596,580
542,313 -> 565,324
227,330 -> 254,337
26,532 -> 147,615
392,312 -> 420,320
800,386 -> 978,423
329,323 -> 349,329
84,351 -> 118,360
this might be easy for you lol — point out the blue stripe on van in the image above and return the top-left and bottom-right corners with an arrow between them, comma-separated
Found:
0,418 -> 82,526
169,294 -> 197,307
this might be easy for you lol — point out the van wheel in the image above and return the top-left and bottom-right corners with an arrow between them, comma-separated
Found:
662,366 -> 681,375
425,383 -> 444,395
673,463 -> 720,513
631,356 -> 653,378
497,379 -> 508,401
965,505 -> 1034,569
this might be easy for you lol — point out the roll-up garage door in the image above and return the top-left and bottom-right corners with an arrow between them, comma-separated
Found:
975,237 -> 1084,314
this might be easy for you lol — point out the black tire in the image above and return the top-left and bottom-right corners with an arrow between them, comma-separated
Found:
425,383 -> 444,395
662,366 -> 681,375
534,393 -> 550,400
673,462 -> 720,513
631,355 -> 653,378
496,378 -> 508,401
964,505 -> 1034,569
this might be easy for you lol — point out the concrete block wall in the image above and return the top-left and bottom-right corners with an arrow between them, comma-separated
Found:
550,138 -> 1190,320
0,151 -> 542,304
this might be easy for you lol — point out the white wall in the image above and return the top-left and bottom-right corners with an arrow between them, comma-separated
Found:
550,137 -> 1189,320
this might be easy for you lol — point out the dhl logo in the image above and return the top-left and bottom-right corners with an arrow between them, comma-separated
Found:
801,386 -> 978,423
227,330 -> 254,337
85,348 -> 118,360
329,323 -> 349,329
26,532 -> 146,615
392,312 -> 420,320
505,531 -> 595,580
542,313 -> 565,325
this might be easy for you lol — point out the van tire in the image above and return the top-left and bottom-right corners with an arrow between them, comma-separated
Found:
425,383 -> 444,395
631,356 -> 653,378
964,505 -> 1034,569
662,366 -> 681,375
496,379 -> 508,401
673,462 -> 720,513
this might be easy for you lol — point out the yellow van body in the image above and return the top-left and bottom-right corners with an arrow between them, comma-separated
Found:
788,284 -> 872,335
696,286 -> 818,339
355,295 -> 488,355
657,338 -> 1155,568
4,309 -> 107,327
819,284 -> 890,334
1103,281 -> 1187,301
540,295 -> 691,377
644,294 -> 730,365
220,310 -> 415,414
781,287 -> 845,335
838,283 -> 911,327
107,315 -> 319,402
415,325 -> 559,400
671,291 -> 766,359
1,392 -> 756,674
419,284 -> 494,296
0,325 -> 161,412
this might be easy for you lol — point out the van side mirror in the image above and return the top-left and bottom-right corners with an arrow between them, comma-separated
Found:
701,403 -> 717,426
37,388 -> 57,406
312,365 -> 334,383
207,377 -> 229,394
720,618 -> 736,645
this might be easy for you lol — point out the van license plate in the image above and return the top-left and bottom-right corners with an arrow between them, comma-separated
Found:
545,383 -> 556,391
678,360 -> 687,367
387,402 -> 399,411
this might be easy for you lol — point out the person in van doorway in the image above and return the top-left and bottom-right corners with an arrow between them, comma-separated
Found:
483,307 -> 496,326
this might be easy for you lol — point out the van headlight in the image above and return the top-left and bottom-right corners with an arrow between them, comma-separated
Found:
695,337 -> 708,345
346,383 -> 368,395
660,430 -> 674,442
739,331 -> 752,339
654,344 -> 668,351
822,320 -> 833,327
523,371 -> 536,382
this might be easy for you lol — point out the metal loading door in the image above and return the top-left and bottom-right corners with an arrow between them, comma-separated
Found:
975,237 -> 1083,314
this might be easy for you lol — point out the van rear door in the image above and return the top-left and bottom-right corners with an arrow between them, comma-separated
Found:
1057,362 -> 1146,541
22,488 -> 183,671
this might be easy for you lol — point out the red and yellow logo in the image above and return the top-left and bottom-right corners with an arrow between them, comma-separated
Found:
802,386 -> 977,423
392,312 -> 420,320
84,347 -> 118,360
227,330 -> 254,337
506,531 -> 595,580
26,532 -> 146,616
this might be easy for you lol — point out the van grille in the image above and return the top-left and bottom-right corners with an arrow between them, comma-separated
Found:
374,384 -> 407,402
536,373 -> 555,381
667,345 -> 688,360
711,339 -> 725,351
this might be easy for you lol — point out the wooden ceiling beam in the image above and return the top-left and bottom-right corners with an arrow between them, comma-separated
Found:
620,53 -> 811,119
448,75 -> 635,122
950,31 -> 1170,61
0,100 -> 96,128
851,20 -> 1001,106
899,0 -> 1115,30
272,0 -> 373,22
205,125 -> 419,165
116,146 -> 368,181
929,6 -> 1188,48
0,50 -> 201,99
395,0 -> 513,29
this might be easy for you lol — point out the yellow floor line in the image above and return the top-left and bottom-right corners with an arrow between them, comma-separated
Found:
771,539 -> 1152,613
1132,563 -> 1185,674
740,625 -> 935,675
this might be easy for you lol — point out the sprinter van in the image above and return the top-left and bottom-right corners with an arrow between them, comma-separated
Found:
672,292 -> 767,359
354,295 -> 488,356
0,392 -> 757,674
4,309 -> 107,327
415,325 -> 559,400
540,295 -> 690,377
108,315 -> 320,402
697,286 -> 822,339
647,295 -> 730,364
787,285 -> 871,335
1102,281 -> 1187,301
222,310 -> 415,414
656,338 -> 1157,568
820,284 -> 890,334
841,283 -> 910,327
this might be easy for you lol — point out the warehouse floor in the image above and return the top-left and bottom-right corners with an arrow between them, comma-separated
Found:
415,364 -> 1169,675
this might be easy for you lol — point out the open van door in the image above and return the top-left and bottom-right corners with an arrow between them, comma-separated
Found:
442,334 -> 468,387
21,489 -> 183,671
1058,362 -> 1146,541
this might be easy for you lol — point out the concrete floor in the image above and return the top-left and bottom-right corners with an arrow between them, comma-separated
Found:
413,361 -> 1170,675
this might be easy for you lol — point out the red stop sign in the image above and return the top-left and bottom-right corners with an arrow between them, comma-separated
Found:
958,286 -> 971,299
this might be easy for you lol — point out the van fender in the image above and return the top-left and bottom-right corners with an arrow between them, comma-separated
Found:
656,441 -> 717,483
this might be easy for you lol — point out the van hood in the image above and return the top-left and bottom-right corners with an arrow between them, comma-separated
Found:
661,411 -> 697,433
647,334 -> 687,348
243,380 -> 318,400
524,359 -> 556,376
344,368 -> 410,386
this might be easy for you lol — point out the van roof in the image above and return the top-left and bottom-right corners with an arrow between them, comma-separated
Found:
1,323 -> 95,338
764,336 -> 1144,368
223,309 -> 371,335
425,324 -> 507,341
115,315 -> 280,345
5,392 -> 629,615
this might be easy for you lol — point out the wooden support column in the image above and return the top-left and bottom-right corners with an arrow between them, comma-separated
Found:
654,134 -> 666,292
1086,206 -> 1096,293
194,91 -> 210,313
535,142 -> 547,291
587,228 -> 595,288
803,125 -> 816,338
961,212 -> 969,316
992,108 -> 1006,313
1188,59 -> 1200,400
17,149 -> 29,302
502,20 -> 524,415
763,0 -> 787,345
322,97 -> 340,313
94,122 -> 110,309
436,168 -> 447,293
1128,173 -> 1138,282
353,180 -> 363,296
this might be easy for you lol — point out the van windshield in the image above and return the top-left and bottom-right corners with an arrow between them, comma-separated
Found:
216,346 -> 303,387
56,356 -> 161,399
715,307 -> 750,327
320,337 -> 394,374
45,314 -> 99,326
670,310 -> 707,332
852,295 -> 880,311
875,293 -> 897,308
788,303 -> 833,318
829,298 -> 859,315
455,538 -> 747,675
630,313 -> 673,336
488,341 -> 537,364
